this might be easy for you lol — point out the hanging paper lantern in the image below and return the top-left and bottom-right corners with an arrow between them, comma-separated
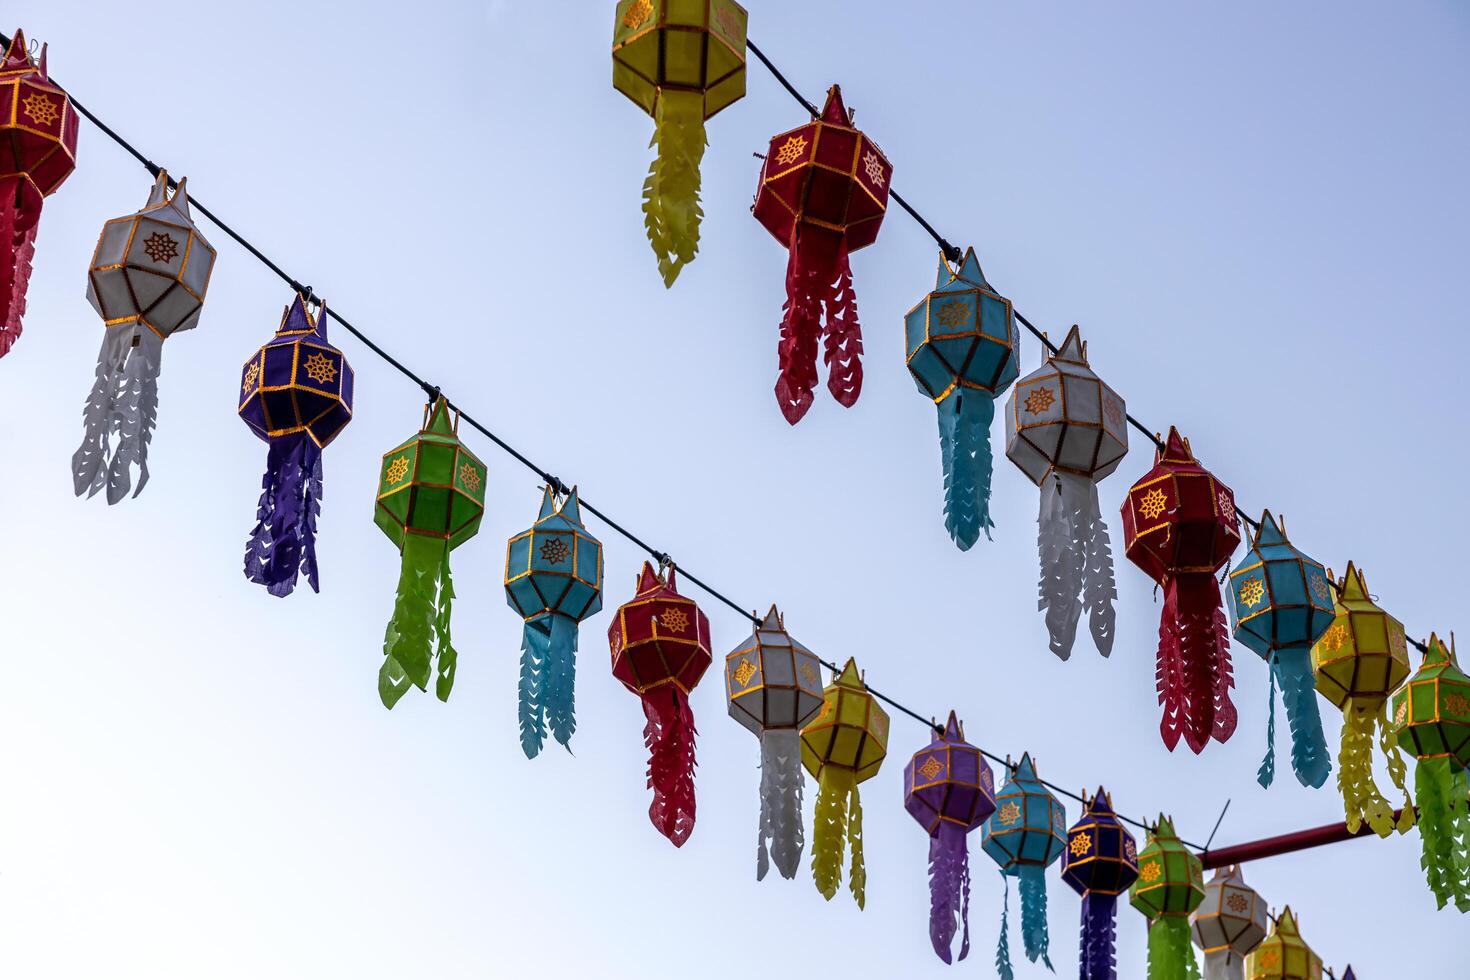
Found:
982,753 -> 1066,976
1005,324 -> 1127,652
0,29 -> 78,357
612,0 -> 746,287
800,656 -> 888,907
505,486 -> 603,759
1191,865 -> 1269,980
374,396 -> 486,708
238,293 -> 354,597
1060,787 -> 1139,980
726,605 -> 825,880
1310,562 -> 1415,837
609,562 -> 712,847
904,711 -> 996,964
1246,907 -> 1322,980
1389,632 -> 1470,910
752,83 -> 890,424
905,247 -> 1019,550
1228,511 -> 1335,789
73,171 -> 217,504
1121,427 -> 1242,754
1130,815 -> 1205,980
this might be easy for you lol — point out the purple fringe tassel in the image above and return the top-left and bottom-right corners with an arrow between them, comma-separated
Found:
929,822 -> 971,963
1080,893 -> 1118,980
244,435 -> 323,597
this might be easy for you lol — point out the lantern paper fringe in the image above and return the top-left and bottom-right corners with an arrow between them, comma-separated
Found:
1157,575 -> 1236,754
1258,665 -> 1278,788
939,391 -> 994,549
0,176 -> 39,358
1273,651 -> 1331,789
1038,472 -> 1118,657
928,822 -> 971,963
642,686 -> 698,847
518,623 -> 549,757
1018,863 -> 1054,969
380,534 -> 458,708
517,613 -> 578,759
243,436 -> 323,597
995,872 -> 1015,980
1080,893 -> 1119,980
813,764 -> 867,906
72,325 -> 163,504
756,729 -> 804,881
1415,759 -> 1470,910
1337,707 -> 1415,836
642,91 -> 705,288
1147,916 -> 1200,980
775,230 -> 861,424
1201,950 -> 1244,980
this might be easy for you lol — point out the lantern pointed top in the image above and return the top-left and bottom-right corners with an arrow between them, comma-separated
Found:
536,484 -> 557,521
145,169 -> 171,208
1273,905 -> 1302,936
1159,426 -> 1193,463
819,84 -> 849,125
1342,968 -> 1356,980
279,292 -> 316,335
559,487 -> 584,526
1088,786 -> 1115,815
1054,324 -> 1088,364
1153,813 -> 1178,838
760,604 -> 783,630
1338,561 -> 1370,601
423,395 -> 456,436
2,29 -> 32,71
834,656 -> 863,688
1251,509 -> 1288,548
942,710 -> 964,742
955,246 -> 987,288
1209,863 -> 1247,885
1422,632 -> 1452,668
1012,752 -> 1038,781
635,560 -> 661,594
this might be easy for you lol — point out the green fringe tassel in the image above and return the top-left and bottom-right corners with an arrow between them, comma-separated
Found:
380,534 -> 454,709
1416,759 -> 1470,910
642,90 -> 706,288
1146,916 -> 1198,980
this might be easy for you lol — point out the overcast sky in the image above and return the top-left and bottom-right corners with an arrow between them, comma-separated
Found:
2,1 -> 1467,977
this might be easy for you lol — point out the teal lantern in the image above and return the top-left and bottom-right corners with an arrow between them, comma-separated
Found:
904,247 -> 1019,549
505,486 -> 603,759
982,753 -> 1066,975
1229,510 -> 1336,789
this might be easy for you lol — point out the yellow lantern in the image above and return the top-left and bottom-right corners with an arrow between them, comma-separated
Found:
1247,907 -> 1323,980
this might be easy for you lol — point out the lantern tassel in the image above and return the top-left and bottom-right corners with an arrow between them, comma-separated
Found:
1337,706 -> 1398,835
0,175 -> 41,358
380,535 -> 457,708
995,872 -> 1015,980
1037,473 -> 1083,655
848,780 -> 866,908
543,613 -> 578,750
1146,916 -> 1199,980
1158,574 -> 1236,753
928,822 -> 970,963
940,390 -> 995,550
822,249 -> 863,407
756,729 -> 804,881
642,686 -> 698,847
1080,893 -> 1118,980
1277,650 -> 1331,789
1414,758 -> 1470,910
1202,948 -> 1245,980
642,90 -> 705,288
1080,479 -> 1118,657
1380,710 -> 1417,832
517,622 -> 549,758
775,229 -> 844,424
812,763 -> 855,901
71,325 -> 163,505
1018,863 -> 1053,969
1257,661 -> 1278,788
243,435 -> 323,597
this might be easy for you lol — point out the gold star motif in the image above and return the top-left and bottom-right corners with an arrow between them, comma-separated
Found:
622,0 -> 653,29
774,135 -> 807,166
799,662 -> 819,688
21,93 -> 59,127
1239,578 -> 1266,609
733,658 -> 757,688
1226,893 -> 1248,914
660,607 -> 690,634
1259,950 -> 1280,969
1138,488 -> 1168,521
1310,575 -> 1332,603
1217,489 -> 1236,525
142,232 -> 179,264
241,361 -> 260,394
862,150 -> 885,186
539,537 -> 568,564
1068,833 -> 1092,858
302,351 -> 337,385
1321,622 -> 1350,653
1024,386 -> 1056,416
385,456 -> 410,485
997,801 -> 1021,826
918,756 -> 943,780
935,300 -> 971,328
458,462 -> 482,493
1445,693 -> 1469,717
1139,861 -> 1162,883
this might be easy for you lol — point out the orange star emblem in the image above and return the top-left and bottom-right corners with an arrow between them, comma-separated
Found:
1068,833 -> 1092,858
774,135 -> 807,166
660,607 -> 690,634
1138,488 -> 1168,521
733,658 -> 757,688
1023,386 -> 1056,416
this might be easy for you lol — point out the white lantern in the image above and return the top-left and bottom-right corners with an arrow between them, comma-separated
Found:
1191,864 -> 1270,980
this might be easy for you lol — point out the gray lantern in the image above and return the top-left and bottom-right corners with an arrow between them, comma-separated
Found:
1191,864 -> 1270,980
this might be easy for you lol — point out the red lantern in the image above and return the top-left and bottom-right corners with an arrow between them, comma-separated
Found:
609,562 -> 713,846
0,29 -> 79,357
1121,427 -> 1242,753
752,83 -> 890,424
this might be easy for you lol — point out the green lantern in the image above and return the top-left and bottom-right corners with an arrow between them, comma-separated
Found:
1130,815 -> 1205,980
374,396 -> 487,708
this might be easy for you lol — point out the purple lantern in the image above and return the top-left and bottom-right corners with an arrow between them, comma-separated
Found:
904,711 -> 997,964
238,293 -> 355,596
1061,788 -> 1140,980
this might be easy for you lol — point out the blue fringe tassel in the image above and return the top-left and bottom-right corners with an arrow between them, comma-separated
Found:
995,871 -> 1015,980
1257,661 -> 1278,788
1019,863 -> 1054,970
939,391 -> 995,550
544,613 -> 578,751
518,624 -> 549,758
1278,649 -> 1332,789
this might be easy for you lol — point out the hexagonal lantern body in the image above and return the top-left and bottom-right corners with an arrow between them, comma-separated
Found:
1311,562 -> 1409,712
505,486 -> 603,626
0,31 -> 76,199
239,294 -> 353,448
88,171 -> 215,340
1391,633 -> 1470,767
1061,788 -> 1139,899
1246,907 -> 1323,980
1005,325 -> 1127,485
374,397 -> 487,554
904,711 -> 996,836
1122,427 -> 1240,585
1191,864 -> 1269,972
982,754 -> 1066,870
905,248 -> 1017,404
1230,511 -> 1335,660
1129,816 -> 1204,920
801,657 -> 888,784
611,0 -> 746,119
609,563 -> 712,696
726,605 -> 824,736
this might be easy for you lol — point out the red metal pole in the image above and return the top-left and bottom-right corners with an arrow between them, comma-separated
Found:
1199,810 -> 1407,869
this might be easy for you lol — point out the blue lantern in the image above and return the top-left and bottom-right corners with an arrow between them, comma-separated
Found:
1229,510 -> 1336,789
504,486 -> 603,758
982,753 -> 1066,977
904,247 -> 1019,549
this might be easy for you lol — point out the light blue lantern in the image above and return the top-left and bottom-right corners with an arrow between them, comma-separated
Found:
981,753 -> 1066,977
905,247 -> 1019,549
504,486 -> 603,758
1229,510 -> 1336,790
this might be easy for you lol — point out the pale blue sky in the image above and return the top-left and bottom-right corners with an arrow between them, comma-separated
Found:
2,1 -> 1466,977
